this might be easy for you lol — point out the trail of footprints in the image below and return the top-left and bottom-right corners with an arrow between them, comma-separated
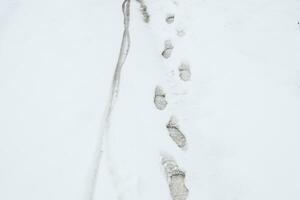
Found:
152,7 -> 190,200
136,1 -> 190,198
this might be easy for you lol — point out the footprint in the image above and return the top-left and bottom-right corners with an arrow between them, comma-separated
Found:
178,62 -> 191,81
162,40 -> 174,59
176,27 -> 186,37
166,14 -> 175,24
154,86 -> 168,110
166,116 -> 187,148
161,154 -> 189,200
171,0 -> 179,6
136,0 -> 150,23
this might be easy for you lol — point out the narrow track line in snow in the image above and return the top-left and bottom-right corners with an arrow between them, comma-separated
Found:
88,1 -> 131,200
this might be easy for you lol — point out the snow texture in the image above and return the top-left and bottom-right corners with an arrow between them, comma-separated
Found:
1,0 -> 300,200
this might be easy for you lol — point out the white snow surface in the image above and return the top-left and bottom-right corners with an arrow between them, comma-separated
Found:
1,0 -> 300,200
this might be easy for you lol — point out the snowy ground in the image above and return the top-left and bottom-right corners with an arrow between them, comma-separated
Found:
1,0 -> 300,200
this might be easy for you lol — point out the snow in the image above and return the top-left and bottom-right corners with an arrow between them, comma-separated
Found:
1,0 -> 300,200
